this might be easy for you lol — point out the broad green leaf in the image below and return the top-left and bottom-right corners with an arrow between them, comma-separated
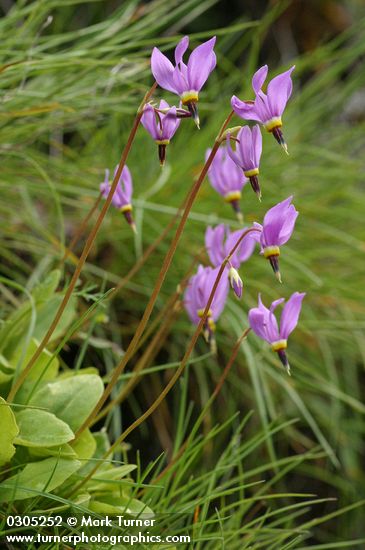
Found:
0,457 -> 81,502
31,294 -> 76,343
0,398 -> 19,466
72,429 -> 96,460
30,444 -> 77,459
10,338 -> 59,381
29,374 -> 104,431
14,409 -> 74,447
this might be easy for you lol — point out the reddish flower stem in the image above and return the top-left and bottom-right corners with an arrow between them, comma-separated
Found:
73,110 -> 235,439
69,226 -> 259,493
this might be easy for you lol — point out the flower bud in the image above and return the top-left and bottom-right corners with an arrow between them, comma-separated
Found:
228,266 -> 243,299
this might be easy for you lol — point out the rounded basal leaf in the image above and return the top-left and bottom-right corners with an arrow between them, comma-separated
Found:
14,409 -> 74,448
0,457 -> 81,502
0,397 -> 19,466
71,429 -> 96,460
29,374 -> 104,431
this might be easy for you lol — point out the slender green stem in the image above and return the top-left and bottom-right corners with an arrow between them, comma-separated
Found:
7,83 -> 157,403
73,110 -> 235,439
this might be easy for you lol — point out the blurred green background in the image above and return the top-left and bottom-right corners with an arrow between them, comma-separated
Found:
1,0 -> 365,546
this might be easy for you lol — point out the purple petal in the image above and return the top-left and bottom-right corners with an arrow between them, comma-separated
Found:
280,292 -> 305,339
252,65 -> 268,93
175,36 -> 189,65
151,47 -> 177,94
161,107 -> 181,140
263,196 -> 294,227
267,66 -> 295,116
237,126 -> 255,170
231,96 -> 263,123
141,104 -> 159,140
187,37 -> 216,91
172,65 -> 188,95
277,205 -> 299,245
251,124 -> 262,167
248,308 -> 268,342
120,166 -> 133,201
205,224 -> 226,267
226,134 -> 242,169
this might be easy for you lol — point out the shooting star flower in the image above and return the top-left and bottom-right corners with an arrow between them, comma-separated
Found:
151,35 -> 216,128
226,125 -> 263,200
100,165 -> 136,232
184,264 -> 229,351
206,146 -> 249,221
141,100 -> 181,166
248,292 -> 305,374
253,196 -> 298,282
231,65 -> 295,153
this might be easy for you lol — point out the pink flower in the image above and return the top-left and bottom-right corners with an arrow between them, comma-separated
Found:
226,125 -> 263,200
184,265 -> 228,348
100,165 -> 135,232
248,292 -> 305,374
231,65 -> 295,152
253,196 -> 298,282
151,36 -> 216,127
206,146 -> 248,221
141,100 -> 181,165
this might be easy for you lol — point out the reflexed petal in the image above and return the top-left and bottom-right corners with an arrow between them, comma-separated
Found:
187,36 -> 216,91
172,65 -> 188,95
162,107 -> 181,140
252,65 -> 268,93
280,292 -> 305,339
263,196 -> 294,227
205,224 -> 226,267
121,166 -> 133,201
226,134 -> 242,169
248,308 -> 268,342
141,104 -> 159,140
277,205 -> 299,245
231,96 -> 263,122
175,35 -> 189,65
251,125 -> 262,167
151,47 -> 177,94
267,66 -> 295,116
237,126 -> 252,168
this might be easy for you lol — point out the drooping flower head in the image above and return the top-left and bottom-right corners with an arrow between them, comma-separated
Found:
151,35 -> 216,127
205,224 -> 256,298
206,146 -> 248,221
253,196 -> 298,282
141,100 -> 181,166
248,292 -> 305,374
100,165 -> 135,232
226,125 -> 263,200
184,265 -> 229,349
231,65 -> 295,152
